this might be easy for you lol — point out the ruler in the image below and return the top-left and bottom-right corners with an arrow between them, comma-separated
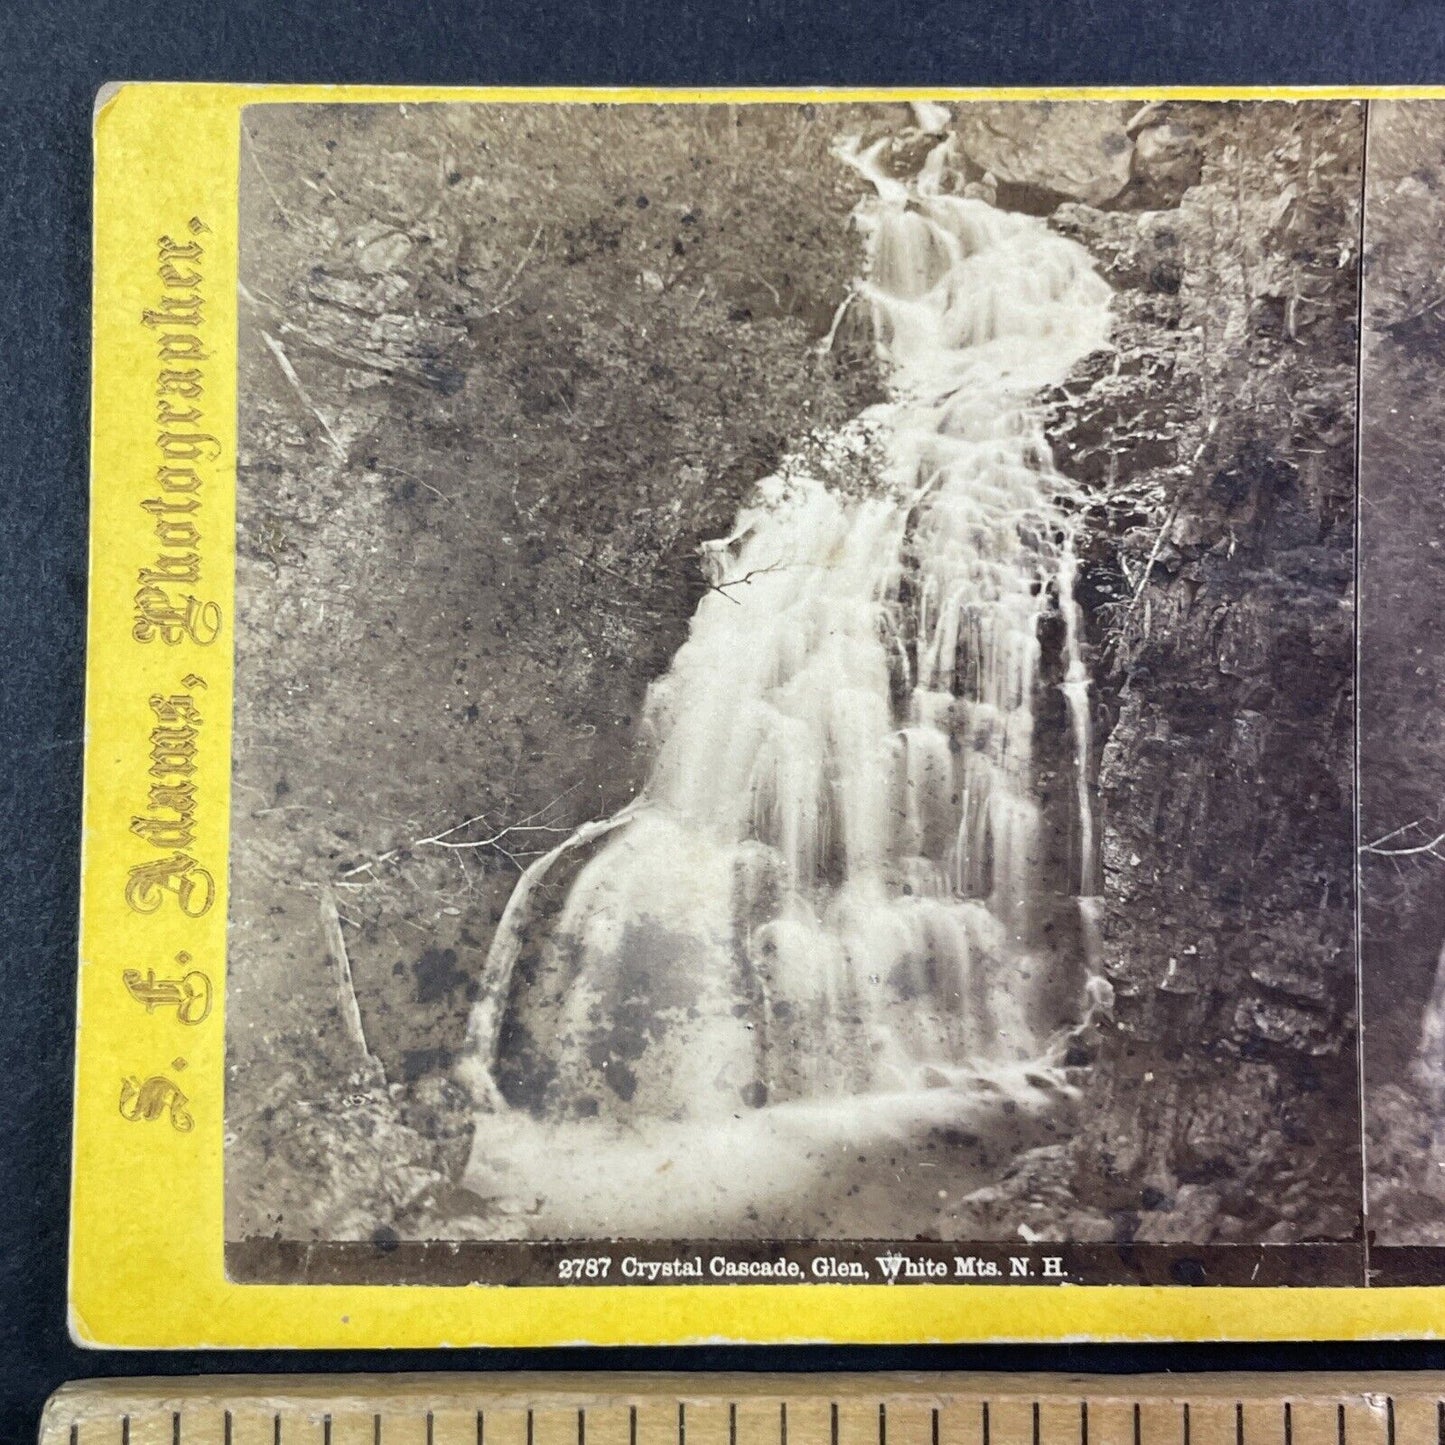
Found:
39,1374 -> 1445,1445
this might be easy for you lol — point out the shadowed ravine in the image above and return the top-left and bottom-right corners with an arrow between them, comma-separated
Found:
455,113 -> 1115,1236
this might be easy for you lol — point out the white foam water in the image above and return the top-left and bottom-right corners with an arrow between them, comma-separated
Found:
456,123 -> 1114,1233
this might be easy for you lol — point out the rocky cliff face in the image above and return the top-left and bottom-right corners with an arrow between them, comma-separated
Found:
1028,101 -> 1362,1243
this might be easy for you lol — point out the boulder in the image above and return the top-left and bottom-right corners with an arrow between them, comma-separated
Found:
1130,121 -> 1204,208
871,129 -> 947,180
950,102 -> 1135,212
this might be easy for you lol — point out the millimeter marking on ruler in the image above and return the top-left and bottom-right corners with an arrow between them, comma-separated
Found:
40,1374 -> 1445,1445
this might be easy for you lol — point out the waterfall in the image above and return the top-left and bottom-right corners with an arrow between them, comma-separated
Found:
457,122 -> 1113,1211
1413,936 -> 1445,1109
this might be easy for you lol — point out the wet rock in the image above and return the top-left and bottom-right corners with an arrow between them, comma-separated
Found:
1235,996 -> 1336,1055
961,174 -> 998,206
873,129 -> 946,180
1051,204 -> 1186,296
1133,1183 -> 1223,1243
1069,1210 -> 1122,1243
1177,1063 -> 1278,1174
1047,101 -> 1362,1241
1124,102 -> 1170,138
956,1143 -> 1119,1242
1248,956 -> 1330,1007
951,102 -> 1135,212
1157,956 -> 1199,995
1128,122 -> 1204,208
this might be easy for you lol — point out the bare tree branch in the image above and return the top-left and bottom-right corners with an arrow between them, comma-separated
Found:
258,328 -> 346,459
414,788 -> 582,867
484,224 -> 544,316
1361,819 -> 1445,862
705,561 -> 787,604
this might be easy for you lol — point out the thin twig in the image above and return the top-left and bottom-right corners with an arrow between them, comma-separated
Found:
1124,420 -> 1217,620
414,786 -> 581,856
485,224 -> 544,316
561,545 -> 648,591
706,561 -> 786,604
1361,822 -> 1445,862
243,128 -> 296,227
1387,287 -> 1445,336
318,885 -> 386,1084
1362,819 -> 1427,852
418,821 -> 569,851
377,462 -> 456,504
259,329 -> 346,459
339,850 -> 397,879
240,283 -> 433,388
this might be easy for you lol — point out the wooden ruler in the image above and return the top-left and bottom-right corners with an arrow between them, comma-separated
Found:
38,1374 -> 1445,1445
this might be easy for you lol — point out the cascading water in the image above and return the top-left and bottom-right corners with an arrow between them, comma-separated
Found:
455,118 -> 1114,1237
1413,938 -> 1445,1109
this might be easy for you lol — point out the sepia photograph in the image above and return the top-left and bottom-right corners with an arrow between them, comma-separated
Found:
1359,100 -> 1445,1269
223,98 -> 1363,1285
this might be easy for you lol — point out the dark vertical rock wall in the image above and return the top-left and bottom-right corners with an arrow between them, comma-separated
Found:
1039,101 -> 1363,1242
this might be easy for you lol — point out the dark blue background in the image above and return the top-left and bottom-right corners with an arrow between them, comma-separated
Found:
4,3 -> 1444,1440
